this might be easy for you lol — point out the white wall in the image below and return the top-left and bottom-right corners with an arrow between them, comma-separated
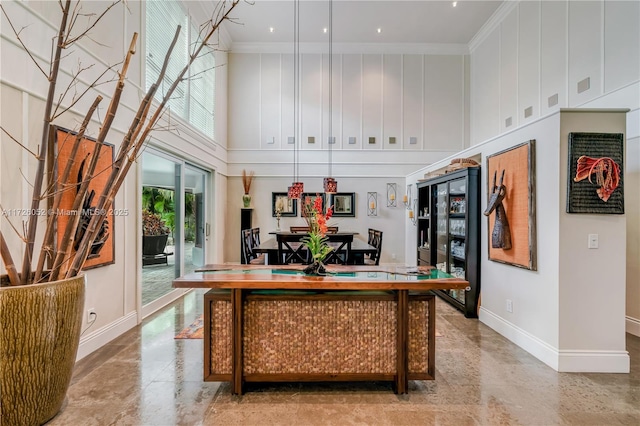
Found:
226,50 -> 467,178
408,110 -> 630,372
0,0 -> 230,359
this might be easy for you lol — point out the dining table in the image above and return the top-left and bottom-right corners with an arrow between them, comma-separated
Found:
256,233 -> 376,265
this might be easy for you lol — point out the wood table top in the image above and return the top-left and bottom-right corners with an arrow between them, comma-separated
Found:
173,264 -> 468,291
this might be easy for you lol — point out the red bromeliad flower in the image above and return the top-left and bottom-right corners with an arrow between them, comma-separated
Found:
303,195 -> 334,264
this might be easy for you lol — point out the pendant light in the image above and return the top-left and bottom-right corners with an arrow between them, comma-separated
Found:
323,0 -> 337,194
288,0 -> 304,199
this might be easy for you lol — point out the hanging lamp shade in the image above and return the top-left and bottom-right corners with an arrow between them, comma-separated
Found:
323,177 -> 337,194
288,182 -> 304,199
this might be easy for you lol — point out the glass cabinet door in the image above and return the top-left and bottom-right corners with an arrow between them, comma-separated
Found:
448,178 -> 467,303
434,183 -> 448,272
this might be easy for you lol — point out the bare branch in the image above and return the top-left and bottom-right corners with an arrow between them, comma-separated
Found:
63,32 -> 139,279
0,230 -> 21,286
0,4 -> 48,78
65,1 -> 122,46
52,61 -> 121,120
20,0 -> 72,284
34,95 -> 102,282
0,127 -> 39,158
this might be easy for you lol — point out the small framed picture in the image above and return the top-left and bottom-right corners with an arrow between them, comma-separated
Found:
300,193 -> 326,217
272,192 -> 297,217
328,192 -> 356,217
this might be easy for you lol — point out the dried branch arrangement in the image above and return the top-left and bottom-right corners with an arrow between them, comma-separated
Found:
242,169 -> 255,194
0,0 -> 241,286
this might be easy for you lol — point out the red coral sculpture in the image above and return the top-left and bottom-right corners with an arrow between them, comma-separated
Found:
574,156 -> 620,202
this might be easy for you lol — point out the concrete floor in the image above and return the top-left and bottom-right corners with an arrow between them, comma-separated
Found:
50,292 -> 640,425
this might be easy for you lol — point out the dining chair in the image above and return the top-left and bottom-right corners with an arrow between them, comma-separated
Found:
326,226 -> 339,233
289,226 -> 310,233
241,228 -> 265,265
323,234 -> 352,265
250,227 -> 261,248
277,233 -> 310,264
364,229 -> 383,265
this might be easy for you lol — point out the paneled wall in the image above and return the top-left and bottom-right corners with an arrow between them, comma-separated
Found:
470,0 -> 640,145
227,51 -> 467,176
467,0 -> 640,337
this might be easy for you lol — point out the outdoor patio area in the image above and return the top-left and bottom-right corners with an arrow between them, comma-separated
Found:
142,241 -> 196,306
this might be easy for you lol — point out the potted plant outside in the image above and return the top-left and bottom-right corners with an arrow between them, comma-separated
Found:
0,1 -> 241,424
142,210 -> 171,265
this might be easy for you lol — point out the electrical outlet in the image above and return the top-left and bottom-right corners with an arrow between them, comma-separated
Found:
506,299 -> 513,313
87,308 -> 97,323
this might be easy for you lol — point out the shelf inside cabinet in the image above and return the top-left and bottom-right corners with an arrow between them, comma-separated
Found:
450,234 -> 466,239
449,213 -> 466,218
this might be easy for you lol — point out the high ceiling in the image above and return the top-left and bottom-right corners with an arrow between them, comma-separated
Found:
224,0 -> 504,46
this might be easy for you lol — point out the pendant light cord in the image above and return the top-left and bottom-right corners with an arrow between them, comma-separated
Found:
293,0 -> 300,182
328,0 -> 333,178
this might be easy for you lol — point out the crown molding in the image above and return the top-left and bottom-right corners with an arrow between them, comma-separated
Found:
468,0 -> 520,53
230,42 -> 469,55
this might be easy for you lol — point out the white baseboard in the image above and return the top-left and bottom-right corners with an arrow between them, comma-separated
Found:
479,307 -> 630,373
76,311 -> 138,361
479,307 -> 559,370
627,316 -> 640,337
558,350 -> 630,373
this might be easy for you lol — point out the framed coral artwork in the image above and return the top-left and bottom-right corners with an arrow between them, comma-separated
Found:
566,132 -> 624,214
48,126 -> 115,270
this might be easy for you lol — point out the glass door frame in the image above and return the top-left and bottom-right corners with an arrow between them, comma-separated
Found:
138,148 -> 211,319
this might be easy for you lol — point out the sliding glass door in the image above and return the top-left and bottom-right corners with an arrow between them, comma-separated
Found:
141,150 -> 210,316
183,165 -> 207,274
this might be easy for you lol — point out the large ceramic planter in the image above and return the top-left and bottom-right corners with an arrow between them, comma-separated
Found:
0,275 -> 85,426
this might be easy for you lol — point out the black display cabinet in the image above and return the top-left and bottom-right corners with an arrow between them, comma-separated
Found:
416,167 -> 480,318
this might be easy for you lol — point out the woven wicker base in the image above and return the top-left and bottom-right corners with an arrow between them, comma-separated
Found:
205,291 -> 431,379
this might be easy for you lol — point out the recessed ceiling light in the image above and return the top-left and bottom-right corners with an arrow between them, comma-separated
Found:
269,27 -> 274,33
323,27 -> 328,33
452,1 -> 457,7
377,28 -> 382,34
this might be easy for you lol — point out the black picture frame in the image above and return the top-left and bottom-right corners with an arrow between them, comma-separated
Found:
300,193 -> 326,217
328,192 -> 356,217
272,192 -> 297,217
566,132 -> 624,214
